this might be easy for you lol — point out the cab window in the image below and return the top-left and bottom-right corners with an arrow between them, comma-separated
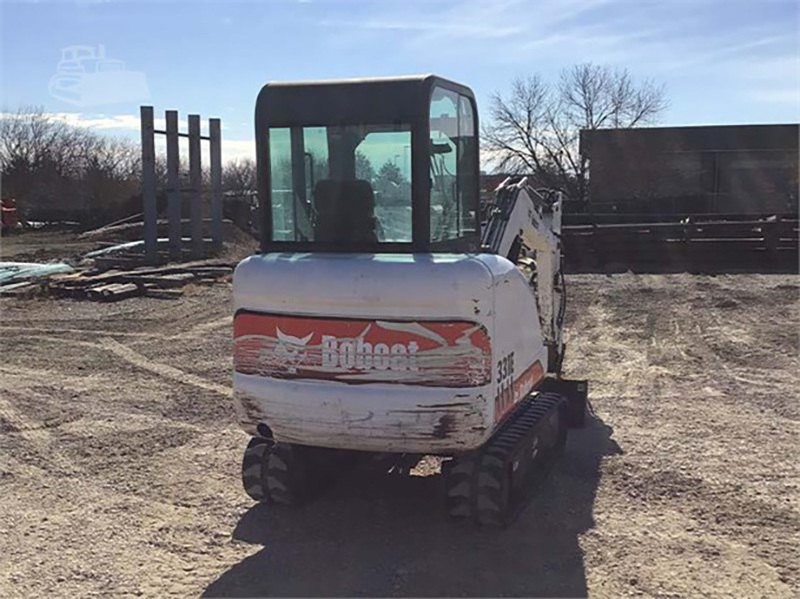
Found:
429,86 -> 478,242
267,124 -> 412,244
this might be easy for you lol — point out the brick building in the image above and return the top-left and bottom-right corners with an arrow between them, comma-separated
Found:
580,124 -> 799,215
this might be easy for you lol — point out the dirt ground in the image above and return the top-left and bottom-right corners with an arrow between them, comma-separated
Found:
0,229 -> 99,263
1,259 -> 798,596
0,226 -> 258,266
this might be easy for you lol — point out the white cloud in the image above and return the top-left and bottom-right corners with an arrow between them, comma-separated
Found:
318,0 -> 533,43
150,136 -> 255,164
747,89 -> 800,106
736,53 -> 800,109
42,112 -> 234,134
48,112 -> 159,130
654,34 -> 795,72
221,139 -> 255,162
319,18 -> 522,40
324,0 -> 796,84
1,111 -> 255,165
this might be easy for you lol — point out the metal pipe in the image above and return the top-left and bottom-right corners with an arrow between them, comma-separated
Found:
188,114 -> 203,259
209,118 -> 223,252
140,106 -> 157,264
166,110 -> 181,260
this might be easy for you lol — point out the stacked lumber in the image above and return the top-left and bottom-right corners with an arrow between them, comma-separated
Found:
45,260 -> 234,302
0,261 -> 75,297
0,280 -> 44,297
86,283 -> 140,301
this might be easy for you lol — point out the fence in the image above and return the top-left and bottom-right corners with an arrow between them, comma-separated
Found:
140,106 -> 222,265
562,214 -> 799,273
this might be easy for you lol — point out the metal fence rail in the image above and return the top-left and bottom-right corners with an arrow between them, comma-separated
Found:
564,211 -> 799,226
562,215 -> 799,273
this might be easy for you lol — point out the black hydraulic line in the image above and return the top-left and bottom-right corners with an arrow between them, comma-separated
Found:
481,184 -> 521,254
557,268 -> 567,330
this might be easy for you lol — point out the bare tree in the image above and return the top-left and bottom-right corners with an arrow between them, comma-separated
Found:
220,158 -> 257,232
483,63 -> 668,206
222,158 -> 257,195
1,106 -> 143,224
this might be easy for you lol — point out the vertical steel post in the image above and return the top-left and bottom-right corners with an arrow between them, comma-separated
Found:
165,110 -> 181,261
209,118 -> 223,252
188,114 -> 203,259
290,127 -> 306,233
140,106 -> 157,264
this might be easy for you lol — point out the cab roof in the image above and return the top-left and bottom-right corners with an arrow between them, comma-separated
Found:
255,74 -> 476,128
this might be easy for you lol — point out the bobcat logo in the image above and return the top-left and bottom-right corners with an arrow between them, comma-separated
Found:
273,328 -> 313,373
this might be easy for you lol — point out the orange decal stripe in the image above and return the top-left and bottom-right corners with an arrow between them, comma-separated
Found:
494,360 -> 545,423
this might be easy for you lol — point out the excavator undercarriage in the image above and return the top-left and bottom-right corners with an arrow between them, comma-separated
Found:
240,378 -> 587,525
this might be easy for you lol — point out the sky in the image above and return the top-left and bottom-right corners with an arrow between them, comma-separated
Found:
1,0 -> 798,163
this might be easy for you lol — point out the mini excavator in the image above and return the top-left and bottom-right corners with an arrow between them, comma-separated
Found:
232,75 -> 588,525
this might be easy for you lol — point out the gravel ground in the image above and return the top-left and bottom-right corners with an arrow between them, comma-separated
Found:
0,271 -> 797,597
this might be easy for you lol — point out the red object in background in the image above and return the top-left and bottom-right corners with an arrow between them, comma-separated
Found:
1,198 -> 20,231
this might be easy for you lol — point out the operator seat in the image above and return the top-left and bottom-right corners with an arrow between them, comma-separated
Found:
313,179 -> 379,244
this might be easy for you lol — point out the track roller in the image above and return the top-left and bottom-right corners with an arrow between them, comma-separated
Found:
265,442 -> 318,505
241,436 -> 271,501
241,438 -> 358,506
444,391 -> 568,526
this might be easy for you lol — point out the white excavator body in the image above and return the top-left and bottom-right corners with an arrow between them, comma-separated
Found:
233,251 -> 547,453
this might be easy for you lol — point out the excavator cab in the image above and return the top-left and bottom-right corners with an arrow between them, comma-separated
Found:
255,75 -> 480,253
235,75 -> 586,525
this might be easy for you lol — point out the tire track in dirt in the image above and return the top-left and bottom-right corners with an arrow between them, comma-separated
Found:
566,274 -> 799,595
604,458 -> 800,588
97,337 -> 232,397
0,390 -> 84,478
0,323 -> 232,341
4,334 -> 231,397
177,316 -> 232,339
0,395 -> 45,435
0,325 -> 165,339
1,365 -> 214,537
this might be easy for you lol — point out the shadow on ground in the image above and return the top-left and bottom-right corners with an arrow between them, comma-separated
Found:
204,414 -> 621,597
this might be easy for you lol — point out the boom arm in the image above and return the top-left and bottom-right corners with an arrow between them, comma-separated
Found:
482,177 -> 566,373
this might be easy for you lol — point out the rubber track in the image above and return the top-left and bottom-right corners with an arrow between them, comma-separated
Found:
241,437 -> 270,501
241,439 -> 308,505
242,440 -> 354,506
265,443 -> 301,505
445,391 -> 566,526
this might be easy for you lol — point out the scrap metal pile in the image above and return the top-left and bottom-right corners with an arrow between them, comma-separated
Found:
0,259 -> 233,301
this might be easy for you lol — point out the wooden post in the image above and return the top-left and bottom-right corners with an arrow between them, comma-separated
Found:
165,110 -> 181,261
188,114 -> 203,259
140,106 -> 157,265
209,118 -> 223,252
